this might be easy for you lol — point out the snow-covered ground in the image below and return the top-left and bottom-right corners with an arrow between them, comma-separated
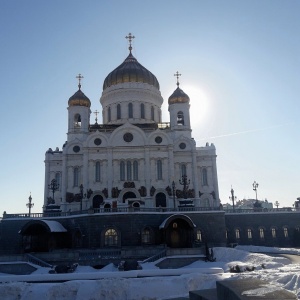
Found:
0,246 -> 300,299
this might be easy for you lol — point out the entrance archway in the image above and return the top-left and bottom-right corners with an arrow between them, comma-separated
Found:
123,191 -> 136,203
160,215 -> 195,248
155,192 -> 166,207
93,195 -> 104,208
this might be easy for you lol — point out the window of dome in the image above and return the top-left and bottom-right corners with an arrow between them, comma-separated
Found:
179,143 -> 186,149
155,136 -> 162,144
73,146 -> 80,153
94,138 -> 102,146
123,133 -> 133,142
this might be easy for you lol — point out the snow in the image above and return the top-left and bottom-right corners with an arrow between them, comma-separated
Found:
0,246 -> 300,299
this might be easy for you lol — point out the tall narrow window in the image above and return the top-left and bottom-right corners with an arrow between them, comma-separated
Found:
259,228 -> 264,239
177,111 -> 184,125
247,229 -> 252,239
95,162 -> 101,182
74,114 -> 81,128
120,161 -> 125,181
55,172 -> 61,189
271,228 -> 276,238
157,160 -> 162,180
235,229 -> 240,239
133,160 -> 138,180
127,161 -> 132,180
73,167 -> 79,187
202,168 -> 208,186
141,103 -> 145,119
196,230 -> 202,242
283,227 -> 288,238
142,228 -> 151,244
128,103 -> 133,118
117,104 -> 121,119
108,107 -> 111,122
151,106 -> 154,121
181,164 -> 186,177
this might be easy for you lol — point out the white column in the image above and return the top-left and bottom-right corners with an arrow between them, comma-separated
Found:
145,147 -> 150,196
107,148 -> 113,198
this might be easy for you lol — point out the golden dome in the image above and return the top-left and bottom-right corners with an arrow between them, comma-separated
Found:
168,86 -> 190,105
103,52 -> 160,90
68,88 -> 91,108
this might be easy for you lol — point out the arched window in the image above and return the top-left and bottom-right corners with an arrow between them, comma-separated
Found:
235,229 -> 240,239
142,228 -> 151,244
108,107 -> 111,122
104,228 -> 118,246
127,161 -> 132,180
73,167 -> 79,187
202,168 -> 208,186
157,160 -> 162,180
271,227 -> 276,238
177,111 -> 184,125
128,103 -> 133,118
259,228 -> 265,239
141,103 -> 145,119
74,114 -> 81,128
151,106 -> 154,121
181,164 -> 186,177
203,198 -> 210,207
247,229 -> 252,239
95,162 -> 101,182
196,230 -> 202,242
225,230 -> 228,239
283,227 -> 288,238
120,161 -> 125,181
55,172 -> 61,189
117,104 -> 121,119
133,160 -> 138,180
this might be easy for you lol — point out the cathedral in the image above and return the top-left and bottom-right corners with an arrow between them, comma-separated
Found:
44,33 -> 220,213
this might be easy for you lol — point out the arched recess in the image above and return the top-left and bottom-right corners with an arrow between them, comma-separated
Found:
19,220 -> 70,252
123,191 -> 137,203
159,214 -> 196,248
155,192 -> 167,207
93,194 -> 104,208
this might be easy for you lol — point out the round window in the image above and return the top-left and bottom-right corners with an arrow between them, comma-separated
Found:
155,136 -> 162,144
123,133 -> 133,142
94,138 -> 102,146
179,143 -> 186,149
73,145 -> 80,153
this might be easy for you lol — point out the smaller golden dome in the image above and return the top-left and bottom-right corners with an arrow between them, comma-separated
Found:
168,86 -> 190,105
68,89 -> 91,108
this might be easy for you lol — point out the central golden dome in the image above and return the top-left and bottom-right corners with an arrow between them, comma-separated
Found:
103,52 -> 160,90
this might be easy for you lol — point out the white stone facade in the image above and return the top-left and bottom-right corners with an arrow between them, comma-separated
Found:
44,51 -> 220,212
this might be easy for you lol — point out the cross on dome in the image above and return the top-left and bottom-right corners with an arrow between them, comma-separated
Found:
174,71 -> 181,87
76,73 -> 84,89
94,110 -> 99,124
125,33 -> 135,53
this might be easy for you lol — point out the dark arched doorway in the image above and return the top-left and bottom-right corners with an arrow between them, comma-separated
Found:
123,191 -> 136,203
156,192 -> 166,207
160,215 -> 195,248
93,195 -> 104,208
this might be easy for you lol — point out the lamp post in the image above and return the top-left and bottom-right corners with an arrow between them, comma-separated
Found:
252,181 -> 259,201
179,175 -> 190,199
172,181 -> 176,209
275,201 -> 280,210
26,193 -> 34,217
80,184 -> 84,212
48,179 -> 59,202
229,187 -> 236,212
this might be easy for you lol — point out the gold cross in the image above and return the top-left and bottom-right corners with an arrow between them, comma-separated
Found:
174,71 -> 181,87
94,110 -> 99,123
125,33 -> 135,53
76,73 -> 84,89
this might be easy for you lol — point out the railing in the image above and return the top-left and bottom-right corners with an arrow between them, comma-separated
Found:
25,253 -> 53,268
2,206 -> 297,219
140,249 -> 167,264
78,249 -> 121,261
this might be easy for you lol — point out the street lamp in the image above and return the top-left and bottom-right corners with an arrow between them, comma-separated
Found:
275,201 -> 280,210
172,181 -> 176,209
26,193 -> 34,217
229,187 -> 237,212
252,181 -> 259,201
179,175 -> 190,199
80,184 -> 84,212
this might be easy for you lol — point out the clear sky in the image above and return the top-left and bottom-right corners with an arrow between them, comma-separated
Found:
0,0 -> 299,214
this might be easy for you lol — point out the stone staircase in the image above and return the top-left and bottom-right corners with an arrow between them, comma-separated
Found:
167,279 -> 297,300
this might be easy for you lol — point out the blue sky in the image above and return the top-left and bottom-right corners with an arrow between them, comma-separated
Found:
0,1 -> 299,214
